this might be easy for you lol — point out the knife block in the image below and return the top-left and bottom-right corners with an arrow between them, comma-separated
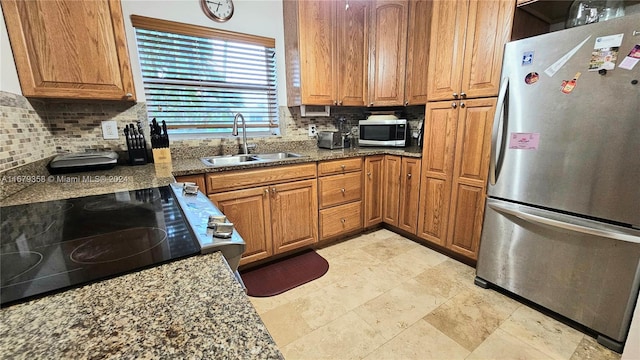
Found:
127,146 -> 148,165
152,147 -> 172,164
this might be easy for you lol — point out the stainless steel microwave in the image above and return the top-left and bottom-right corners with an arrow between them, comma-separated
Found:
358,119 -> 407,147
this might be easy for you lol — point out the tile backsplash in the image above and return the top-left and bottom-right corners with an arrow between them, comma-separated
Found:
0,91 -> 424,173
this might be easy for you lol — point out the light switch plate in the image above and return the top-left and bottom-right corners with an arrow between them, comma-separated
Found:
101,121 -> 119,140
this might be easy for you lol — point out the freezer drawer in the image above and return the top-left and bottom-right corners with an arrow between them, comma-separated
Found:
476,199 -> 640,349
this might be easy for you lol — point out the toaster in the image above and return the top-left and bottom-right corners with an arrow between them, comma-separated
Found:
317,131 -> 343,149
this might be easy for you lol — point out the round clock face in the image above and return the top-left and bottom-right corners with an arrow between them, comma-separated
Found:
201,0 -> 234,22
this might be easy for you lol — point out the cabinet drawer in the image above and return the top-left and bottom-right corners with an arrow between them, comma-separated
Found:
319,201 -> 362,240
207,163 -> 317,194
318,157 -> 362,176
318,171 -> 362,209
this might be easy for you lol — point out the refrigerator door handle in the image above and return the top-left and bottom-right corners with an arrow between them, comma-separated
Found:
488,200 -> 640,244
490,77 -> 509,185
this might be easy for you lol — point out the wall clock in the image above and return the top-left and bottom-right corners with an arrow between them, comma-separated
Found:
201,0 -> 234,22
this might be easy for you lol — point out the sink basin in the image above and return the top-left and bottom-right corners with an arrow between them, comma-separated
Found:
200,152 -> 305,167
254,152 -> 303,160
201,154 -> 260,167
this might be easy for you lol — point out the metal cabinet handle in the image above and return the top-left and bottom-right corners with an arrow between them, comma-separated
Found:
407,173 -> 412,179
264,188 -> 269,195
125,93 -> 133,98
341,164 -> 346,170
370,102 -> 374,106
338,101 -> 343,106
460,92 -> 467,98
271,187 -> 276,194
333,101 -> 338,105
405,101 -> 409,106
452,102 -> 458,109
367,172 -> 371,177
341,188 -> 346,194
453,92 -> 458,99
341,218 -> 346,224
460,102 -> 466,108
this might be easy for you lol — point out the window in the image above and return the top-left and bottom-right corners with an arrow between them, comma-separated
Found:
131,16 -> 279,137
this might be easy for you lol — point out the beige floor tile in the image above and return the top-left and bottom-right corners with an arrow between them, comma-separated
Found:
569,336 -> 621,360
259,301 -> 314,347
282,311 -> 387,360
362,319 -> 470,360
354,278 -> 448,340
360,235 -> 417,261
413,260 -> 475,300
500,306 -> 585,360
466,328 -> 554,360
249,293 -> 291,315
362,228 -> 399,242
290,271 -> 385,329
424,287 -> 520,352
382,244 -> 448,278
355,263 -> 408,293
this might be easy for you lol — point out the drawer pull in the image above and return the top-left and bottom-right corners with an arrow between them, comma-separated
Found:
341,188 -> 346,194
341,164 -> 346,170
367,172 -> 371,177
341,218 -> 346,224
264,189 -> 269,196
407,173 -> 412,179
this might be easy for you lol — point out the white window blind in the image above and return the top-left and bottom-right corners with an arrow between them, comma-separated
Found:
132,17 -> 279,136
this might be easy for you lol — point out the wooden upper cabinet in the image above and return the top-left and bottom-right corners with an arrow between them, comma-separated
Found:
461,0 -> 515,98
284,0 -> 368,106
1,0 -> 136,101
405,0 -> 432,105
295,0 -> 336,105
426,0 -> 515,101
368,0 -> 408,107
337,0 -> 369,106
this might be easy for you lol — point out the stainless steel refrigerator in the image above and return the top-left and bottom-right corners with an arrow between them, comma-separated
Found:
475,13 -> 640,353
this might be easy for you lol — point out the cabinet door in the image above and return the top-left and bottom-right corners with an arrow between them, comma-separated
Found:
417,102 -> 458,245
298,0 -> 336,105
2,0 -> 136,100
398,157 -> 421,234
271,179 -> 318,254
461,0 -> 515,98
209,187 -> 272,266
405,0 -> 432,105
364,155 -> 384,227
382,155 -> 401,226
447,98 -> 495,259
426,0 -> 468,101
336,0 -> 368,106
368,0 -> 408,106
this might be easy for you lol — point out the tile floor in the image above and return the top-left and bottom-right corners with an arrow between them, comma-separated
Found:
249,229 -> 622,360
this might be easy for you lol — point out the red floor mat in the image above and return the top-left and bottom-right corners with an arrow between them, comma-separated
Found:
241,250 -> 329,297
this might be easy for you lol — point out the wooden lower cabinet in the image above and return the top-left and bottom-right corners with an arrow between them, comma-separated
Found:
270,179 -> 318,254
418,98 -> 495,259
174,174 -> 206,194
319,201 -> 363,239
209,178 -> 318,265
382,155 -> 401,225
363,155 -> 384,227
397,157 -> 421,234
209,187 -> 273,266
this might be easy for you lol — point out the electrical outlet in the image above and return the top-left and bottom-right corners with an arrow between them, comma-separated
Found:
308,124 -> 317,137
101,120 -> 119,140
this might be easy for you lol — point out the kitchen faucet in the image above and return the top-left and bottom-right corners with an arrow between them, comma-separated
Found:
232,113 -> 248,155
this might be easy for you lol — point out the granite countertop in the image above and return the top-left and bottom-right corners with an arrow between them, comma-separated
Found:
0,252 -> 283,359
171,146 -> 423,176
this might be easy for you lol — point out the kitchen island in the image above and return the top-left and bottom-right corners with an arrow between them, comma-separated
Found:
0,251 -> 283,359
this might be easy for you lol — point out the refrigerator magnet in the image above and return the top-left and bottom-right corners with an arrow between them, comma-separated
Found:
588,34 -> 624,72
522,51 -> 534,66
525,72 -> 540,85
508,133 -> 540,150
619,45 -> 640,70
561,72 -> 581,94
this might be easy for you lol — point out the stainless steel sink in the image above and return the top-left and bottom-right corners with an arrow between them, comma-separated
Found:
200,152 -> 304,167
201,154 -> 260,167
254,152 -> 303,160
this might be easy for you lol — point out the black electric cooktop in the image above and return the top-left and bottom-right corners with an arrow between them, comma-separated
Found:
0,186 -> 200,306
